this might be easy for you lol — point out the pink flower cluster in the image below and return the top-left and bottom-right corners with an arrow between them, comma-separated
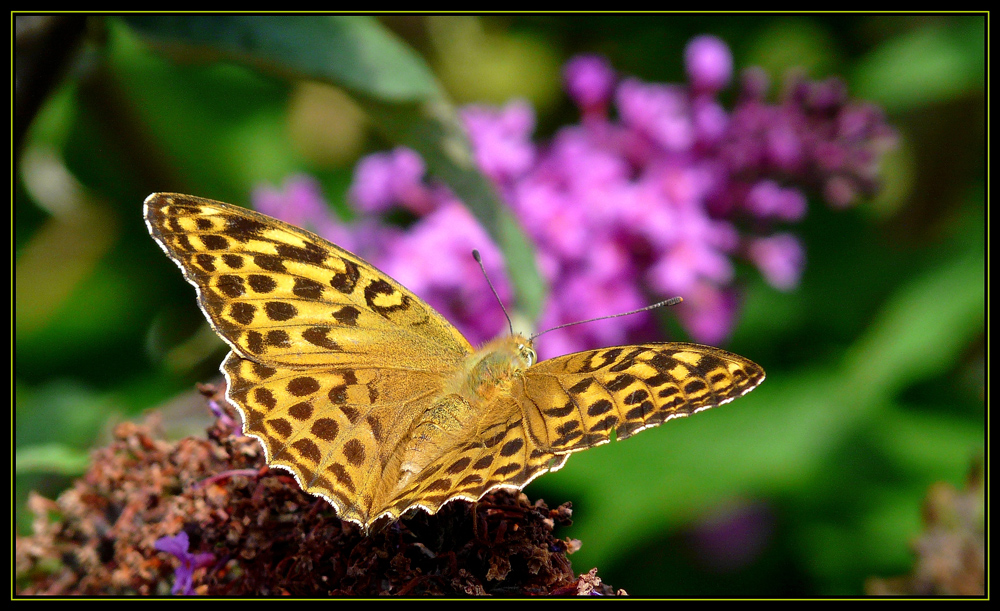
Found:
253,36 -> 895,358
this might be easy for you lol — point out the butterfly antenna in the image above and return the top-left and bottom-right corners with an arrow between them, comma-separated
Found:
530,297 -> 683,341
472,250 -> 514,336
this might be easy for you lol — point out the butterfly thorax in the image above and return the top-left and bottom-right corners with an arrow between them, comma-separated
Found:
394,334 -> 535,491
452,334 -> 536,399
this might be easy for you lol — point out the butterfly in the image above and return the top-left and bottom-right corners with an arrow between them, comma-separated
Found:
145,193 -> 765,532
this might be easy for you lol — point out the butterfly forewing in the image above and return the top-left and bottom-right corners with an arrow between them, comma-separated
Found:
518,343 -> 765,452
144,193 -> 473,369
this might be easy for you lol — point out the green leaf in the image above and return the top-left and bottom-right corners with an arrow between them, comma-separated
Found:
123,15 -> 437,100
853,19 -> 985,111
16,444 -> 91,476
120,15 -> 545,319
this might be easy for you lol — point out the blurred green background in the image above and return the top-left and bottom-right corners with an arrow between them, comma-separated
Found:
14,15 -> 984,596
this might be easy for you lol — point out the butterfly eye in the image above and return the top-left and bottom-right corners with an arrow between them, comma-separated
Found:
520,344 -> 536,367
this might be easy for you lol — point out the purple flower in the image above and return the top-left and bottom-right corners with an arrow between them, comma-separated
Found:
745,180 -> 807,222
208,398 -> 242,437
747,233 -> 805,291
685,35 -> 733,95
348,147 -> 434,215
155,531 -> 215,595
460,101 -> 537,185
254,175 -> 404,264
256,35 -> 894,352
537,271 -> 650,359
692,97 -> 729,146
564,54 -> 616,118
512,175 -> 593,266
617,79 -> 694,153
674,284 -> 740,347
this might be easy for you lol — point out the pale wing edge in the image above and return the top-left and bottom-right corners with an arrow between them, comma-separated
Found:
371,455 -> 570,531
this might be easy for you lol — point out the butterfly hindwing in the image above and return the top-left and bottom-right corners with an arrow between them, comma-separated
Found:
222,352 -> 458,526
380,393 -> 567,521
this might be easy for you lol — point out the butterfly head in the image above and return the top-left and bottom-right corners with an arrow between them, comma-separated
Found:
473,333 -> 536,376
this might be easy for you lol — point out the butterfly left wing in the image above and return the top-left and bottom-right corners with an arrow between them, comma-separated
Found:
517,343 -> 765,454
144,193 -> 477,529
144,193 -> 473,369
223,350 -> 460,527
